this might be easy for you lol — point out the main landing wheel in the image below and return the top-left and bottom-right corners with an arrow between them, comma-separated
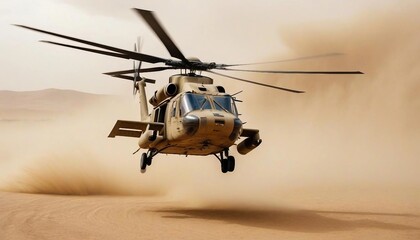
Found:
219,149 -> 235,173
221,159 -> 228,173
227,156 -> 235,172
140,153 -> 148,173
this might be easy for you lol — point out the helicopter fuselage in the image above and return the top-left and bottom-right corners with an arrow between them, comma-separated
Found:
154,109 -> 240,156
138,74 -> 243,156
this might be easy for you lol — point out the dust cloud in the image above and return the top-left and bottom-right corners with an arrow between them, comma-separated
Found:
0,3 -> 419,212
162,2 -> 420,209
0,97 -> 167,196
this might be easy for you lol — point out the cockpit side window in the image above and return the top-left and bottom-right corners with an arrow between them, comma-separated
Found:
158,104 -> 167,122
153,103 -> 168,123
180,98 -> 188,116
179,95 -> 190,116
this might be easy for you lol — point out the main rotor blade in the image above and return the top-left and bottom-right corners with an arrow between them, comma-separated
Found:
221,53 -> 345,67
133,9 -> 189,64
14,24 -> 167,64
207,70 -> 304,93
218,68 -> 364,74
40,41 -> 130,59
104,66 -> 176,76
105,74 -> 156,84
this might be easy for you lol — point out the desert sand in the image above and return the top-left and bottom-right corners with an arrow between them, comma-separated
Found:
0,190 -> 419,240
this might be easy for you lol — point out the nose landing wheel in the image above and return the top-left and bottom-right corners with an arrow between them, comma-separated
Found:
217,149 -> 235,173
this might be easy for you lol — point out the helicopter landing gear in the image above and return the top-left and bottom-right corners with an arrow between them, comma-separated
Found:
140,153 -> 148,173
217,149 -> 235,173
227,156 -> 235,172
140,150 -> 154,173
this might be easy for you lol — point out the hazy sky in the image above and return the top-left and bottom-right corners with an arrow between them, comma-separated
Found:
0,0 -> 399,94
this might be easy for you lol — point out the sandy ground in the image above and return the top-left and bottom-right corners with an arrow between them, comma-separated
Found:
0,190 -> 419,240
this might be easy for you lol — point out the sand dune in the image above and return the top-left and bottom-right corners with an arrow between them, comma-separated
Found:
0,89 -> 114,121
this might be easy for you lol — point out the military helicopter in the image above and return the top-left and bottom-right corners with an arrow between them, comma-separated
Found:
15,8 -> 363,173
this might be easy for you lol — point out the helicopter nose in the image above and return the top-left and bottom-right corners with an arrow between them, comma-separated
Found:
182,114 -> 200,135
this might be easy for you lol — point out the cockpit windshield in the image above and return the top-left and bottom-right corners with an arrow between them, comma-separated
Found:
179,93 -> 237,116
213,96 -> 235,113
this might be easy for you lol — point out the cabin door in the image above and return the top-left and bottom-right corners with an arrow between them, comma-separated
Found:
168,98 -> 182,140
153,103 -> 167,137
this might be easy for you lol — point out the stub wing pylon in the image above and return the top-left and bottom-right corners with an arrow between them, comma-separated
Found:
108,120 -> 164,138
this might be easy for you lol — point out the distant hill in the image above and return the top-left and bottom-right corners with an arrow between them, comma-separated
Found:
0,89 -> 116,121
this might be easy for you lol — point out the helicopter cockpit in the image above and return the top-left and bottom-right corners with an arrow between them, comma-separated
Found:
179,93 -> 238,116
